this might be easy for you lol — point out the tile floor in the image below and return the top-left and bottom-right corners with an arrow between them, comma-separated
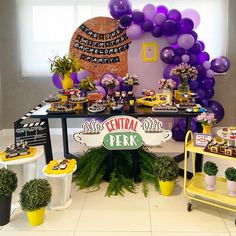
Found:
0,129 -> 236,236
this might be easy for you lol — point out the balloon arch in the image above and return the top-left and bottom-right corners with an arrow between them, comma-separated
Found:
108,0 -> 230,141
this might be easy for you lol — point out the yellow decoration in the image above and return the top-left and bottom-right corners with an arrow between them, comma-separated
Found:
142,42 -> 158,62
62,72 -> 74,90
27,208 -> 45,226
202,125 -> 212,134
45,159 -> 77,175
136,93 -> 171,107
159,180 -> 175,196
0,147 -> 36,162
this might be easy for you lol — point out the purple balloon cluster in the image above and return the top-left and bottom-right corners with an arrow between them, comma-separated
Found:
108,0 -> 230,141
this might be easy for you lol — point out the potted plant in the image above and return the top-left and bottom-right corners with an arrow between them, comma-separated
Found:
203,161 -> 218,191
78,77 -> 96,97
155,156 -> 179,196
225,167 -> 236,196
0,168 -> 17,226
196,112 -> 217,134
49,54 -> 81,90
20,179 -> 52,226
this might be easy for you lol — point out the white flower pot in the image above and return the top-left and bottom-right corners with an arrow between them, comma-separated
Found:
227,180 -> 236,196
205,174 -> 216,191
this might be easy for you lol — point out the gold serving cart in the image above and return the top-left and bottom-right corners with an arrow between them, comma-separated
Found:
184,131 -> 236,224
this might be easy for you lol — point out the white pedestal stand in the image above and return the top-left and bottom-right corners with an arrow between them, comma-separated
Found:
42,165 -> 77,210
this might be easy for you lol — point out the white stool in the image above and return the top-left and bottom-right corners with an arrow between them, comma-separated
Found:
0,147 -> 44,205
43,165 -> 76,210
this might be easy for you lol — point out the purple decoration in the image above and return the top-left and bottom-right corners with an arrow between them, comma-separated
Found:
197,51 -> 210,64
52,73 -> 62,89
119,14 -> 132,27
182,54 -> 190,63
94,80 -> 101,86
189,31 -> 198,41
154,13 -> 166,25
95,85 -> 107,98
77,70 -> 89,82
200,98 -> 209,107
160,47 -> 175,64
163,64 -> 176,79
175,47 -> 185,56
178,18 -> 194,34
141,19 -> 153,32
152,25 -> 163,38
132,11 -> 144,24
156,5 -> 169,15
108,0 -> 132,20
143,4 -> 156,21
211,56 -> 231,73
202,77 -> 216,90
207,100 -> 225,122
172,125 -> 186,141
189,53 -> 198,65
179,118 -> 197,132
206,69 -> 214,78
172,55 -> 182,65
181,9 -> 201,29
196,65 -> 206,78
189,80 -> 199,90
205,88 -> 215,99
167,9 -> 181,22
189,42 -> 202,54
117,76 -> 124,83
166,34 -> 178,45
120,83 -> 130,92
198,40 -> 205,51
171,76 -> 180,88
71,72 -> 79,85
126,24 -> 142,39
177,34 -> 195,50
163,20 -> 178,36
195,88 -> 206,99
203,61 -> 211,70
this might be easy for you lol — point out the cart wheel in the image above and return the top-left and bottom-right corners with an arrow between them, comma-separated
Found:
187,202 -> 192,212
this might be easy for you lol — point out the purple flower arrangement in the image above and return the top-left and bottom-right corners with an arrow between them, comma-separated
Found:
196,112 -> 217,126
159,78 -> 176,90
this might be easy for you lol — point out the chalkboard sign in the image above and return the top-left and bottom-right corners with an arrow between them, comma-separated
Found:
14,105 -> 49,146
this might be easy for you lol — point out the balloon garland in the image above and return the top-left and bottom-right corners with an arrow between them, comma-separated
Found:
108,0 -> 230,141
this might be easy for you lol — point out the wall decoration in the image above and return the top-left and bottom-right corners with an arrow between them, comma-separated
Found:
73,116 -> 172,148
70,17 -> 131,81
142,42 -> 158,62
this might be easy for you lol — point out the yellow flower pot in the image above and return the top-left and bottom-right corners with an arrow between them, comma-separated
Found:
202,125 -> 212,134
159,180 -> 175,196
27,208 -> 45,226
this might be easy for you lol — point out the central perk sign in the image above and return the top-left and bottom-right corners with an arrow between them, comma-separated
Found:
74,116 -> 172,150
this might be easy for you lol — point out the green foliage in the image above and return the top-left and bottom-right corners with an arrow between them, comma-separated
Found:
0,168 -> 17,197
49,54 -> 81,76
78,77 -> 96,93
73,146 -> 158,197
155,156 -> 179,181
203,161 -> 218,176
20,179 -> 52,212
225,167 -> 236,181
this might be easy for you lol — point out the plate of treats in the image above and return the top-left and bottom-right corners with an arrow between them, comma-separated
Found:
152,104 -> 178,113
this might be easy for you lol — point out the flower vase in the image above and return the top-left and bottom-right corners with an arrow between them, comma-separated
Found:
163,88 -> 172,104
202,125 -> 212,134
178,77 -> 189,93
62,72 -> 73,90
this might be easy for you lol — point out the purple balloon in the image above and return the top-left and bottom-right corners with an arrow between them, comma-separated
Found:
141,19 -> 153,32
163,64 -> 176,79
95,85 -> 107,98
163,20 -> 178,36
173,55 -> 182,65
189,31 -> 198,41
52,73 -> 62,89
179,118 -> 197,132
71,72 -> 79,85
108,0 -> 132,20
200,98 -> 209,107
198,41 -> 205,51
171,76 -> 180,88
77,70 -> 89,82
196,65 -> 206,78
197,51 -> 210,64
207,100 -> 225,122
119,14 -> 132,27
126,24 -> 142,39
189,42 -> 202,54
179,18 -> 194,33
177,34 -> 195,50
182,54 -> 190,63
132,11 -> 144,24
160,47 -> 175,64
205,88 -> 215,99
172,124 -> 186,141
117,76 -> 124,83
156,5 -> 168,15
189,80 -> 199,90
189,53 -> 198,65
175,47 -> 185,56
143,4 -> 156,21
167,9 -> 181,22
94,80 -> 101,86
203,61 -> 211,70
166,34 -> 178,45
154,13 -> 166,25
211,56 -> 230,73
181,9 -> 201,29
196,88 -> 206,99
152,25 -> 163,38
200,78 -> 215,90
206,69 -> 214,78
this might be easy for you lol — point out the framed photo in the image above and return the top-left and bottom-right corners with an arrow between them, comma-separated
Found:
194,133 -> 213,147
